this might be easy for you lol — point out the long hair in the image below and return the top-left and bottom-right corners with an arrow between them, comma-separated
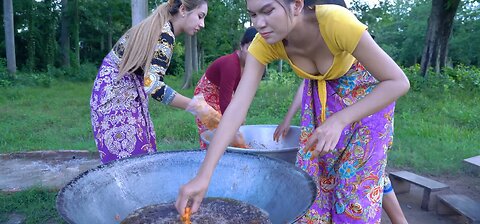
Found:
274,0 -> 347,15
118,0 -> 206,78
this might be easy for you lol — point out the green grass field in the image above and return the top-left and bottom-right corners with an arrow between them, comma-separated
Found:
0,74 -> 478,174
1,72 -> 479,222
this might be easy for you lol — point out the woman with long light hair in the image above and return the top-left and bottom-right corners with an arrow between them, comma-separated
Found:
90,0 -> 209,164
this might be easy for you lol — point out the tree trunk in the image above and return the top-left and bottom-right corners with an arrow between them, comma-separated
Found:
26,1 -> 36,71
60,0 -> 70,68
108,13 -> 113,50
182,35 -> 193,89
71,0 -> 80,68
420,0 -> 460,76
200,48 -> 204,71
45,0 -> 56,68
437,0 -> 459,69
131,0 -> 148,26
192,34 -> 198,72
3,0 -> 16,74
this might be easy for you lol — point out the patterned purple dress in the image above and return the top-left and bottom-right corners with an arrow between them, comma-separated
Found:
296,62 -> 395,223
90,22 -> 177,164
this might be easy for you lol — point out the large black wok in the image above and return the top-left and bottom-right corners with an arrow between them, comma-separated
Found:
56,150 -> 316,224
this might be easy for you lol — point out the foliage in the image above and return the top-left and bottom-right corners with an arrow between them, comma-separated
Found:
449,0 -> 480,66
403,64 -> 480,92
2,0 -> 479,74
263,67 -> 301,89
0,58 -> 12,87
197,0 -> 249,64
350,0 -> 479,67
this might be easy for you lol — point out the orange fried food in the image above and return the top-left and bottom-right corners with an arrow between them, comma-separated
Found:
199,110 -> 221,130
230,132 -> 249,148
180,207 -> 191,224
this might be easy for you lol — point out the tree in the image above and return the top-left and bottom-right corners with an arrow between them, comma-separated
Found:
192,34 -> 198,72
71,0 -> 79,68
182,35 -> 193,89
3,0 -> 16,74
420,0 -> 460,76
182,34 -> 199,89
131,0 -> 147,26
60,0 -> 70,68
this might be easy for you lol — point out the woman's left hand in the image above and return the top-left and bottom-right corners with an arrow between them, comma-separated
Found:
304,114 -> 347,158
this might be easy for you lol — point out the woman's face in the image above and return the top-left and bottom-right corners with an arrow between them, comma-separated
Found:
182,3 -> 208,36
246,0 -> 292,44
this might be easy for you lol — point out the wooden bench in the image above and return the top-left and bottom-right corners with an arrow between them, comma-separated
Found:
464,155 -> 480,176
437,194 -> 480,224
389,171 -> 449,210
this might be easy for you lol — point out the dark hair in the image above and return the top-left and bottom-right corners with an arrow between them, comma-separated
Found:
304,0 -> 346,8
273,0 -> 346,18
240,27 -> 258,46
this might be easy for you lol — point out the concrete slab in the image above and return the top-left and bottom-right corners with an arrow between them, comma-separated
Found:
0,150 -> 100,191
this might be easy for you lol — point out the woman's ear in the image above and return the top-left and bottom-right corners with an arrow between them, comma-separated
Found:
292,0 -> 305,16
179,4 -> 186,17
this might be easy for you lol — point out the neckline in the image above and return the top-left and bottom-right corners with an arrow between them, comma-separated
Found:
278,5 -> 336,78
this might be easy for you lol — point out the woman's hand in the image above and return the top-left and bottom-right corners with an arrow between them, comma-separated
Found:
185,94 -> 221,130
304,114 -> 347,158
175,175 -> 209,216
273,120 -> 291,142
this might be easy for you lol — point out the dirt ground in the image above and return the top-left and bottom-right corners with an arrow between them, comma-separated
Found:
1,150 -> 479,223
381,167 -> 480,224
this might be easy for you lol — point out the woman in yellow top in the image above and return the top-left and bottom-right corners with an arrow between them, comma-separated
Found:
176,0 -> 410,223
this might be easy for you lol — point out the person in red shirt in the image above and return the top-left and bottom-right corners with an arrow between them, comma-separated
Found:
193,27 -> 258,149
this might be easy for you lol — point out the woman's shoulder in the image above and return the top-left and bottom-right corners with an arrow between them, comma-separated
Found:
160,21 -> 175,40
315,4 -> 358,24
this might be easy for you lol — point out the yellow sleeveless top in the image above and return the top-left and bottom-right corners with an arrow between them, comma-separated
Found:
248,5 -> 367,122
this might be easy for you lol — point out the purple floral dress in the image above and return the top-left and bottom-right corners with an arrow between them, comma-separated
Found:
90,22 -> 177,164
296,62 -> 395,223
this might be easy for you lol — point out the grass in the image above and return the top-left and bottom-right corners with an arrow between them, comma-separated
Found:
391,87 -> 480,174
1,71 -> 479,222
0,187 -> 65,224
0,74 -> 478,174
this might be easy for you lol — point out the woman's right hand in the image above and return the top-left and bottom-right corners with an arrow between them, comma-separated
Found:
273,120 -> 291,142
175,175 -> 210,216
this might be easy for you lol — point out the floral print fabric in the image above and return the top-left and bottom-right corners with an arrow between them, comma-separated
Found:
90,22 -> 176,164
296,62 -> 395,223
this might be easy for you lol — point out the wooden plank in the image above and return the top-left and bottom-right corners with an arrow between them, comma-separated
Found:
390,171 -> 449,191
437,194 -> 480,224
464,155 -> 480,167
464,155 -> 480,176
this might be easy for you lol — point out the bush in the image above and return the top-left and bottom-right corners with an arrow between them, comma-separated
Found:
403,64 -> 480,92
0,58 -> 14,87
442,65 -> 480,90
264,68 -> 300,88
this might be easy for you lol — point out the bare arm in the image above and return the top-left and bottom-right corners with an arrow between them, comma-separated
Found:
334,32 -> 410,125
273,81 -> 304,141
175,54 -> 266,214
306,31 -> 410,157
169,93 -> 191,110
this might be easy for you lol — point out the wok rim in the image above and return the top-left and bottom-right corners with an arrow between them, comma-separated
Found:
56,149 -> 316,224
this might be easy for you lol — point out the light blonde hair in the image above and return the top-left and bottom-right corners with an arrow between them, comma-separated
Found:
118,0 -> 207,78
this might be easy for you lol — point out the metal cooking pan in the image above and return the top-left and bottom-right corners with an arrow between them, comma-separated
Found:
56,150 -> 316,224
201,125 -> 301,164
